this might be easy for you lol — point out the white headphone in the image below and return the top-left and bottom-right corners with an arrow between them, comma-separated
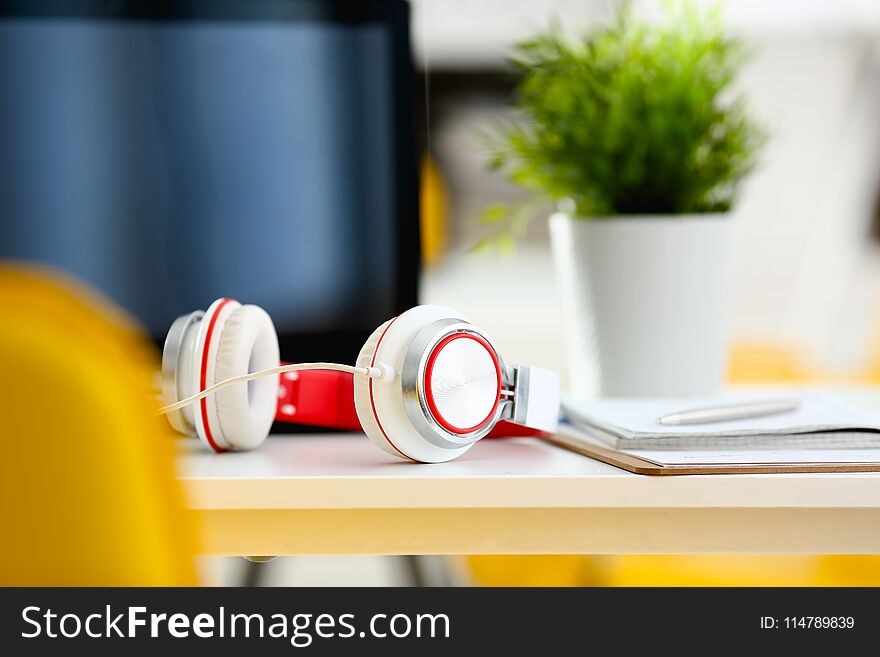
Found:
160,298 -> 559,463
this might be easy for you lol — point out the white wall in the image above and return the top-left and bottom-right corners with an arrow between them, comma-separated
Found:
732,35 -> 880,370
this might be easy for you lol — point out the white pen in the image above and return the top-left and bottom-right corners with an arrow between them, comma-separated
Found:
656,398 -> 801,426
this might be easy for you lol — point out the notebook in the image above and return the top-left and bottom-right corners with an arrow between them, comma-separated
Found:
546,425 -> 880,475
561,390 -> 880,450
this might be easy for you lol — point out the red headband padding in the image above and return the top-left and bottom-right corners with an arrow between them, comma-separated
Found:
274,365 -> 544,438
275,366 -> 362,430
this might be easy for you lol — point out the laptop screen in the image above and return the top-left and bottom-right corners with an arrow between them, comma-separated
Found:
0,1 -> 417,361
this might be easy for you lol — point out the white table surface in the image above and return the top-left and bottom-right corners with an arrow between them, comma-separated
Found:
178,432 -> 880,556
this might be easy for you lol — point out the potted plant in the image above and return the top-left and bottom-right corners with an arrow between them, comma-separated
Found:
483,4 -> 766,397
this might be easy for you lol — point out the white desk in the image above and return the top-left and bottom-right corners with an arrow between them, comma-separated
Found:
178,434 -> 880,556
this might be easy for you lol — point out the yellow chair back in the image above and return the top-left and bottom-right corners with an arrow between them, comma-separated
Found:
0,263 -> 196,585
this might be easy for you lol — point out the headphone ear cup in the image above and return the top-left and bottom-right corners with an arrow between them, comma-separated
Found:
353,305 -> 481,463
211,305 -> 280,450
353,319 -> 404,459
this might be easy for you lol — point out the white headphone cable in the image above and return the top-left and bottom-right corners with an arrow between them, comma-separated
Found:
158,362 -> 388,415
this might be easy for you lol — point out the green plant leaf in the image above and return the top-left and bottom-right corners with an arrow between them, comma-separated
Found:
480,0 -> 767,245
479,203 -> 511,224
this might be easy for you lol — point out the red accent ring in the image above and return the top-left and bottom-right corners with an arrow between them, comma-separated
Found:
424,333 -> 501,435
367,315 -> 414,461
199,298 -> 235,453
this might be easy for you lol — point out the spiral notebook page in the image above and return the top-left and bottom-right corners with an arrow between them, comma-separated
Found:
550,425 -> 880,472
562,390 -> 880,450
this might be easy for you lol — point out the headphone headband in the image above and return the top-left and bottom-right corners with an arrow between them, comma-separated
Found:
506,365 -> 560,434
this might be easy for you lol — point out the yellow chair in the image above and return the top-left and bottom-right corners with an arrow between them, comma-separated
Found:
0,263 -> 197,585
464,555 -> 601,587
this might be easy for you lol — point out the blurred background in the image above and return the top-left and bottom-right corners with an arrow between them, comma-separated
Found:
415,0 -> 880,383
3,0 -> 880,586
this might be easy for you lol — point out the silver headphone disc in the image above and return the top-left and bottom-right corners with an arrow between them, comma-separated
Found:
160,310 -> 204,434
423,332 -> 501,434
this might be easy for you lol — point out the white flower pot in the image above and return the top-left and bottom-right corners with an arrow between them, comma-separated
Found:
549,212 -> 733,398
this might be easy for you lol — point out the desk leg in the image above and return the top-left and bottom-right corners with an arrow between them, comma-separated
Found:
399,555 -> 426,586
240,558 -> 273,587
